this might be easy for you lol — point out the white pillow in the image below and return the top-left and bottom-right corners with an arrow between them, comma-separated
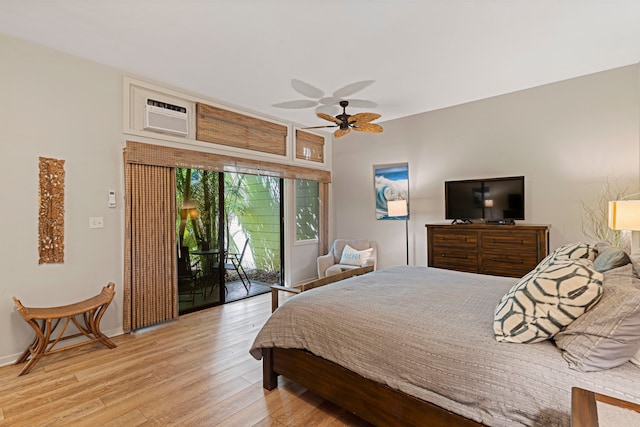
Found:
632,349 -> 640,367
339,244 -> 374,266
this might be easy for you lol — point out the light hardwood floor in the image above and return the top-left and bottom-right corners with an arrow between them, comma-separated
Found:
0,293 -> 371,426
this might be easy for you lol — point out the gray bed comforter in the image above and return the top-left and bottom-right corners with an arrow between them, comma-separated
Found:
250,266 -> 640,426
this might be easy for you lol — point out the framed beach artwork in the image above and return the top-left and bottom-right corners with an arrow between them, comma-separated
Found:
373,163 -> 409,220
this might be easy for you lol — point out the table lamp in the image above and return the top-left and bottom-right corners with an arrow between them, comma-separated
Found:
608,200 -> 640,252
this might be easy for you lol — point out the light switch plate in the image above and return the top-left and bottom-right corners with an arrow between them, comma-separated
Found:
89,217 -> 104,229
108,190 -> 116,208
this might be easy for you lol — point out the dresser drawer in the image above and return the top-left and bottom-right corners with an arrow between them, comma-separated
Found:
481,232 -> 538,253
426,224 -> 549,278
480,251 -> 538,278
431,230 -> 477,250
431,249 -> 478,273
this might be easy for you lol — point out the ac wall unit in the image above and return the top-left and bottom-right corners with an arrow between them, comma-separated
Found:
144,99 -> 189,136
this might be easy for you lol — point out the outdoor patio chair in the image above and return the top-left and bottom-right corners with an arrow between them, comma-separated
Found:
224,239 -> 251,292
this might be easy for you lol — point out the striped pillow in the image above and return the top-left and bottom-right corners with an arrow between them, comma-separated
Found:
494,258 -> 603,343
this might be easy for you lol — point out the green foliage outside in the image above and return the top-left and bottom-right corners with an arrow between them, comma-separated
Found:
238,175 -> 281,272
176,169 -> 280,276
296,180 -> 319,241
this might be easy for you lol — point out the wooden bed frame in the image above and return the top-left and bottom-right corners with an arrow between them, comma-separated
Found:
262,267 -> 485,426
262,347 -> 483,427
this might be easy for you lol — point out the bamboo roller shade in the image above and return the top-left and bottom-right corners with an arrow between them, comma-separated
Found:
295,130 -> 325,163
196,103 -> 287,156
123,163 -> 178,331
124,141 -> 331,183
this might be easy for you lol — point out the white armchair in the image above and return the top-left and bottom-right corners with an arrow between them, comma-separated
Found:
317,239 -> 378,278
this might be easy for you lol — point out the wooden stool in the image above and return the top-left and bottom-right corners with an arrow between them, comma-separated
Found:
12,282 -> 117,376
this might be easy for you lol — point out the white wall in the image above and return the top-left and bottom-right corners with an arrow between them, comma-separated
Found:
0,35 -> 125,365
0,34 -> 326,364
332,65 -> 640,269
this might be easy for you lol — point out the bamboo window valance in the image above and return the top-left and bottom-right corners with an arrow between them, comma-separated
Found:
196,102 -> 288,156
295,130 -> 325,163
124,141 -> 331,183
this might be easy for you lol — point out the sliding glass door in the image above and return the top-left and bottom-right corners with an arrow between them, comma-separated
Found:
177,168 -> 283,314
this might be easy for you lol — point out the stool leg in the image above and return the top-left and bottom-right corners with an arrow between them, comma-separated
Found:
17,319 -> 51,376
15,335 -> 38,364
76,308 -> 117,349
91,305 -> 117,349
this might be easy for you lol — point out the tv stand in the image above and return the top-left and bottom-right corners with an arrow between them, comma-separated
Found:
485,219 -> 516,225
426,223 -> 550,278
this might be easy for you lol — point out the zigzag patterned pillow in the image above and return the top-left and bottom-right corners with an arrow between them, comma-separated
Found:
494,258 -> 603,343
554,242 -> 597,260
537,242 -> 597,270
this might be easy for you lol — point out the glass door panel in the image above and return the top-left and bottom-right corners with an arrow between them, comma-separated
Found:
177,168 -> 223,314
225,173 -> 283,289
177,169 -> 283,314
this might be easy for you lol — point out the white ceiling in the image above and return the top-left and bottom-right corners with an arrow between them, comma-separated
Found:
2,1 -> 640,128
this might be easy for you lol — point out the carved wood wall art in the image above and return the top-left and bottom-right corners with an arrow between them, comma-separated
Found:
38,157 -> 65,264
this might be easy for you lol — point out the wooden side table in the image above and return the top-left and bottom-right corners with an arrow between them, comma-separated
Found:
572,387 -> 640,426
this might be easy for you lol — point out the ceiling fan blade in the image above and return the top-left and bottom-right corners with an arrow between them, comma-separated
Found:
333,80 -> 375,98
319,96 -> 342,106
348,112 -> 382,124
291,79 -> 325,99
353,123 -> 384,133
272,100 -> 318,109
334,128 -> 351,138
347,99 -> 378,109
317,112 -> 343,125
315,105 -> 339,116
302,125 -> 337,129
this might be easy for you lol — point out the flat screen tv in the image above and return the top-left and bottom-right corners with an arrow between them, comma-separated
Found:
445,176 -> 525,224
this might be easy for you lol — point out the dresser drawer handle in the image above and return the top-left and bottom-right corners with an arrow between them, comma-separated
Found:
492,239 -> 524,245
441,237 -> 468,242
492,257 -> 524,264
442,253 -> 467,260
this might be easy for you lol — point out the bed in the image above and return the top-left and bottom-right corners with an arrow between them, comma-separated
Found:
250,259 -> 640,426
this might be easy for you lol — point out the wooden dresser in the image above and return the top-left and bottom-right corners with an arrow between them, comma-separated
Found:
426,223 -> 550,278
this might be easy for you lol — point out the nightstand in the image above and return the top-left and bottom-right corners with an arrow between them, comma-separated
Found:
572,387 -> 640,426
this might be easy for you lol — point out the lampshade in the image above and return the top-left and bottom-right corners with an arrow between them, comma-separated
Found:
387,199 -> 408,217
608,200 -> 640,230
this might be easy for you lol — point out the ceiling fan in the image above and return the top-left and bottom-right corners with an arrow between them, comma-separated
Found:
304,100 -> 384,138
273,79 -> 378,116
